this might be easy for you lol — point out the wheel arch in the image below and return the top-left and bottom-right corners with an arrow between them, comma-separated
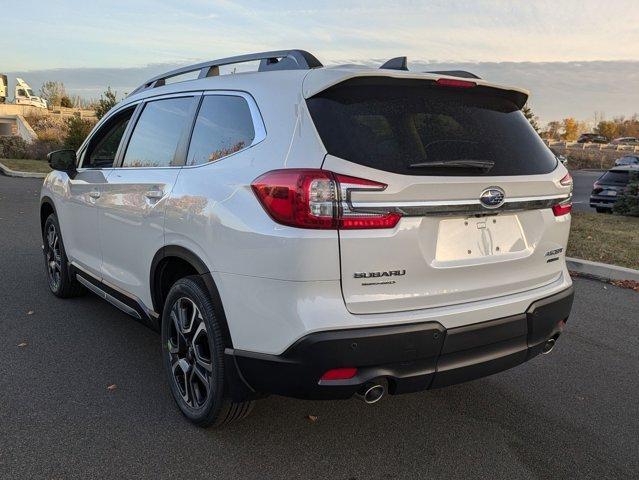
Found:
40,197 -> 58,244
150,245 -> 233,347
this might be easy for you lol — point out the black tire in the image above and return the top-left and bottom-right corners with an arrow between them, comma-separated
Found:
161,276 -> 253,428
595,207 -> 608,213
43,213 -> 85,298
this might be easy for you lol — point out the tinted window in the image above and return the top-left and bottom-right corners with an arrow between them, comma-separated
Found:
122,97 -> 194,168
599,171 -> 629,185
84,108 -> 134,168
306,78 -> 557,176
187,95 -> 255,166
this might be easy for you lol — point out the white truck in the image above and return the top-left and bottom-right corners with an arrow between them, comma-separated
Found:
14,78 -> 47,108
0,74 -> 7,103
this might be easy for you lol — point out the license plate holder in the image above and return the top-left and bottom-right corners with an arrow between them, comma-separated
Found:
435,215 -> 528,262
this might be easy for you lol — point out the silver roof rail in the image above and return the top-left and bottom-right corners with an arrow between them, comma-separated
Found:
128,49 -> 322,97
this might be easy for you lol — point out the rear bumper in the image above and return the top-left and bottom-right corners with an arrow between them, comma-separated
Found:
227,286 -> 574,400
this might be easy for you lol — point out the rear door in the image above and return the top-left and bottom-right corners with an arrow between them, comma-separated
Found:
99,94 -> 199,304
306,76 -> 572,314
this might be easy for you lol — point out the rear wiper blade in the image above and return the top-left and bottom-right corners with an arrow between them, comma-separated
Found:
409,160 -> 495,171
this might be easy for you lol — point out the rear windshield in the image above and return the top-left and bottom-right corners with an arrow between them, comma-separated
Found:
306,77 -> 557,176
600,171 -> 630,184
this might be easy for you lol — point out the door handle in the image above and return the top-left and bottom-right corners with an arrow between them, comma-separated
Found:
88,190 -> 101,199
145,190 -> 164,200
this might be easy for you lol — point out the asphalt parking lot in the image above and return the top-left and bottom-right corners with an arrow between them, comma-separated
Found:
1,174 -> 638,479
570,169 -> 601,212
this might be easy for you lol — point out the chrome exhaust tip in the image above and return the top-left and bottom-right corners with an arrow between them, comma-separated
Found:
356,384 -> 385,404
542,338 -> 557,355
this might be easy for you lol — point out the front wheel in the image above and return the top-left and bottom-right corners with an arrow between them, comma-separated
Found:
43,214 -> 85,298
161,276 -> 253,428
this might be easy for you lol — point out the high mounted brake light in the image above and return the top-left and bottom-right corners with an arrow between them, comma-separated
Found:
436,78 -> 477,88
251,169 -> 401,230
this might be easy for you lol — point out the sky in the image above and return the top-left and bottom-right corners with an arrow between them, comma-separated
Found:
3,0 -> 639,123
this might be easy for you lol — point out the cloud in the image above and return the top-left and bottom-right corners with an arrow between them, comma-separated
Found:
7,59 -> 639,123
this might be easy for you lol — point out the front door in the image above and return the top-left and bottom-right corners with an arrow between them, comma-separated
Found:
62,106 -> 136,276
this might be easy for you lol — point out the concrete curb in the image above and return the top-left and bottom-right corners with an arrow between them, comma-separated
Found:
0,161 -> 47,179
567,257 -> 639,282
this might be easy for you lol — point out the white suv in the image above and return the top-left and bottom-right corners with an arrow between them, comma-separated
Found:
40,50 -> 574,427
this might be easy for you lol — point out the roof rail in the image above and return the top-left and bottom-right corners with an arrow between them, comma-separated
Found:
128,49 -> 322,97
425,70 -> 481,79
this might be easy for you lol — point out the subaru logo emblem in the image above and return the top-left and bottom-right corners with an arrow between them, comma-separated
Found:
479,187 -> 505,209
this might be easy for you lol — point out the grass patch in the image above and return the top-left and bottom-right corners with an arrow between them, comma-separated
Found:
568,212 -> 639,270
0,158 -> 51,174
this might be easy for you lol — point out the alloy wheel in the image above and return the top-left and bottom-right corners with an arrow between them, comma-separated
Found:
167,297 -> 213,409
46,222 -> 62,291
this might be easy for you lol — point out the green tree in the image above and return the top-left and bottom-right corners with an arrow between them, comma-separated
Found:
522,104 -> 540,133
60,96 -> 74,108
64,115 -> 96,150
613,171 -> 639,217
94,87 -> 118,120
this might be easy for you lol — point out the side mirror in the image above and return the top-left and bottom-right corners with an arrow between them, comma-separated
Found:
47,149 -> 77,172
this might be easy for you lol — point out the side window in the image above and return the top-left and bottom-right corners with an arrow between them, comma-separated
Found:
122,97 -> 194,168
84,107 -> 135,169
187,95 -> 255,166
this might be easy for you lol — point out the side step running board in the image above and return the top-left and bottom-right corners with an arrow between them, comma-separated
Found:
76,274 -> 141,319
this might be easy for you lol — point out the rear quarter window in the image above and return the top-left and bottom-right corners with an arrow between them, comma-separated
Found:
306,77 -> 557,177
186,95 -> 255,166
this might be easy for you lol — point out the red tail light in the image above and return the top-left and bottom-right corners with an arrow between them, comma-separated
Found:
559,173 -> 573,187
320,367 -> 358,381
436,78 -> 477,88
552,203 -> 572,216
251,169 -> 401,230
552,173 -> 573,215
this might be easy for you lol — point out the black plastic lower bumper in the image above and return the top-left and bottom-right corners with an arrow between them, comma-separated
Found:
227,286 -> 574,400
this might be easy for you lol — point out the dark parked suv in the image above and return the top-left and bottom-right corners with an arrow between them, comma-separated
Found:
590,167 -> 636,212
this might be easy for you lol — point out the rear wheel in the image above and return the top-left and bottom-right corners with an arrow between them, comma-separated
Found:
161,276 -> 253,428
43,214 -> 85,298
595,207 -> 609,213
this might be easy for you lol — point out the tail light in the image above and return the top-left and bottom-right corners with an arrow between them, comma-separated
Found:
251,169 -> 401,230
552,172 -> 573,216
552,203 -> 572,216
559,173 -> 573,187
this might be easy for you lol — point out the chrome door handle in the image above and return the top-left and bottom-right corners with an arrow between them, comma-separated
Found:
88,190 -> 101,199
145,190 -> 164,200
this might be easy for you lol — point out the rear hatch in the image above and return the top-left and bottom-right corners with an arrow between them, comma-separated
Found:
306,75 -> 572,314
593,169 -> 632,198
